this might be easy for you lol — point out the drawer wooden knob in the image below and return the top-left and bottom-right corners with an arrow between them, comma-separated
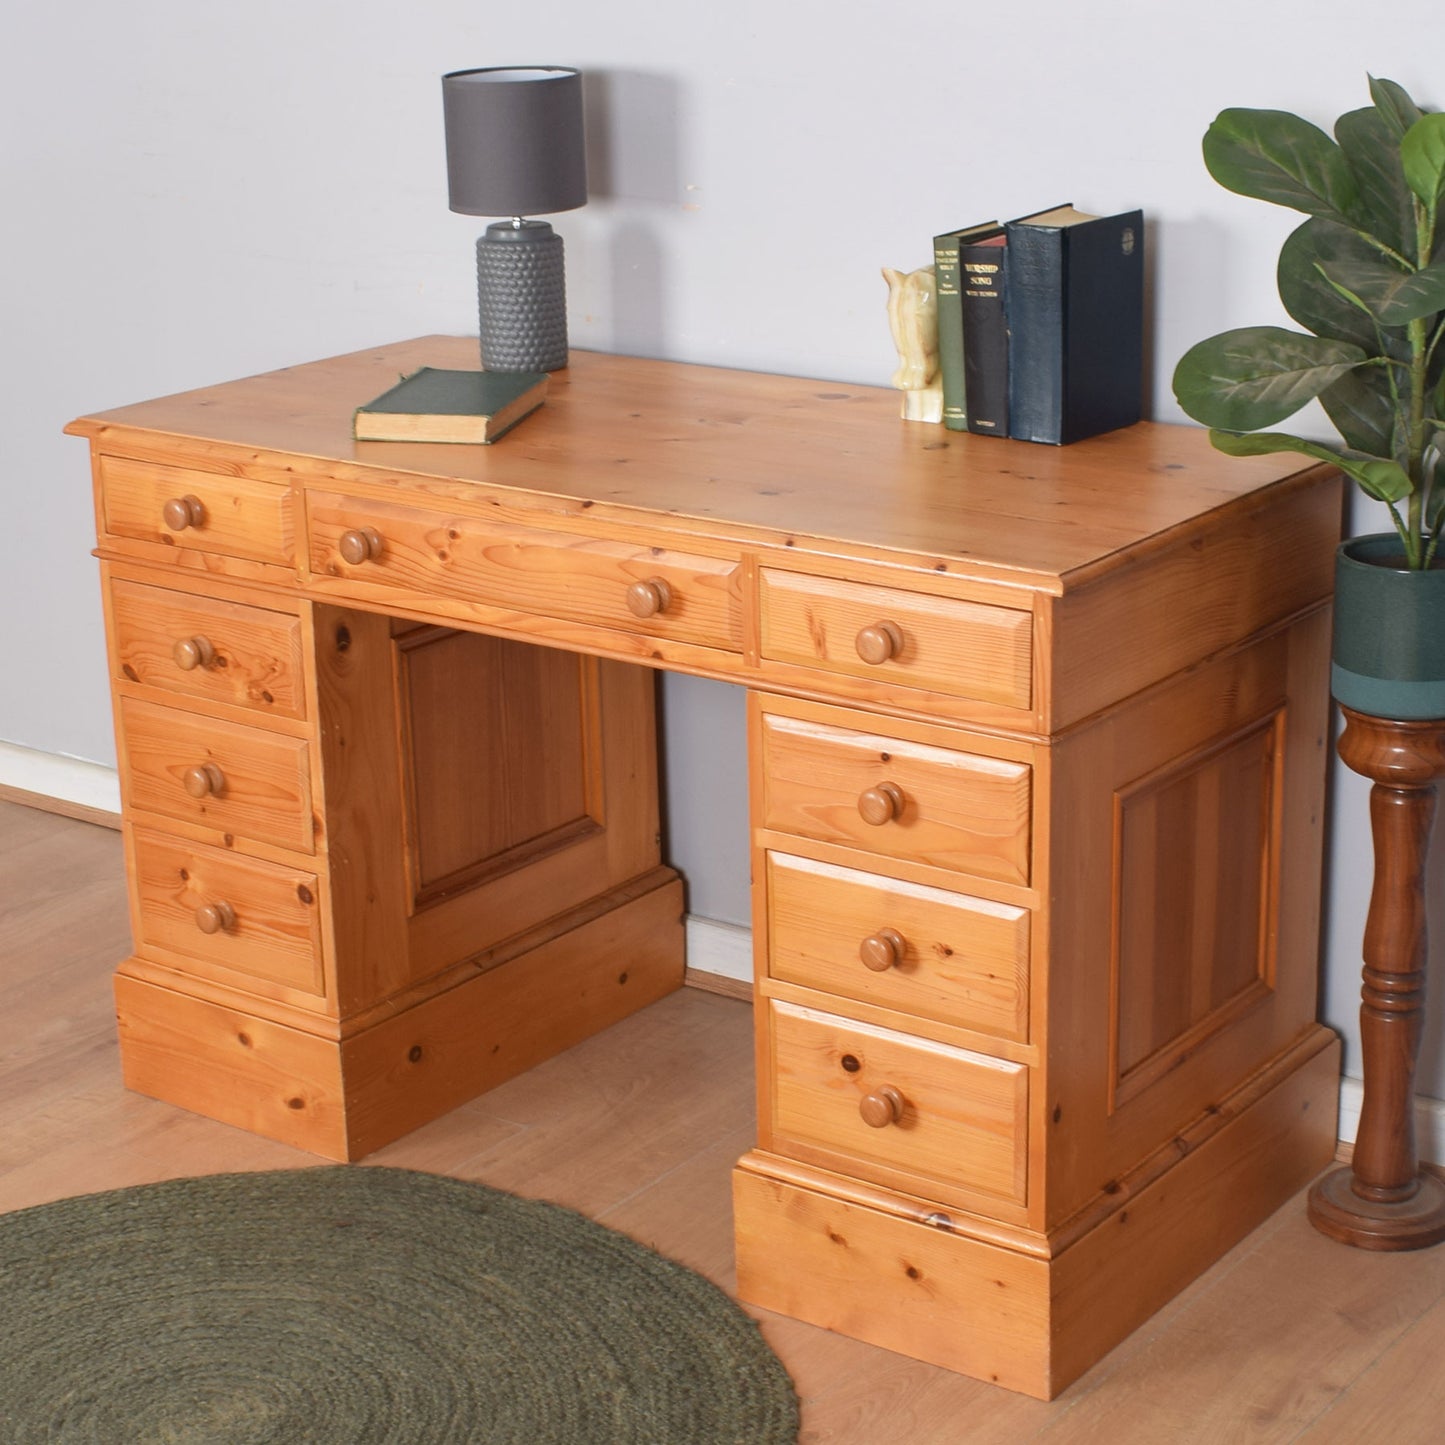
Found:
859,1084 -> 905,1128
858,781 -> 905,826
194,900 -> 236,935
162,494 -> 205,532
172,635 -> 216,671
626,578 -> 673,618
338,526 -> 384,566
182,762 -> 226,799
859,927 -> 906,972
855,621 -> 903,665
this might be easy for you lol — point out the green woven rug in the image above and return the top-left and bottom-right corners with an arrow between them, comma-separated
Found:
0,1166 -> 799,1443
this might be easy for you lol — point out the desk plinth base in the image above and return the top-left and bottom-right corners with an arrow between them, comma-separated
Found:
734,1030 -> 1339,1400
113,872 -> 685,1161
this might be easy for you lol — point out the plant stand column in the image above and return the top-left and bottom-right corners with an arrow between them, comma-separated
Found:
1309,708 -> 1445,1250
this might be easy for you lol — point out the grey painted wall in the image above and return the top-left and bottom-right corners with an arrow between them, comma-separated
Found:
659,676 -> 749,927
3,3 -> 1440,1094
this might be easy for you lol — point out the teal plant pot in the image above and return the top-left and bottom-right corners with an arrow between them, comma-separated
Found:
1332,533 -> 1445,720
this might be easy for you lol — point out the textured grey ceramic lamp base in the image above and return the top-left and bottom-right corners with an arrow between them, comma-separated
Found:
477,220 -> 568,372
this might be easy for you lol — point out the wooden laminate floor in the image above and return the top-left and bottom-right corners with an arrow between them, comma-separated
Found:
3,798 -> 1442,1442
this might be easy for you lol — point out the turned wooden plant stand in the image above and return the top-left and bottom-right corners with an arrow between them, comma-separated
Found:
1309,708 -> 1445,1250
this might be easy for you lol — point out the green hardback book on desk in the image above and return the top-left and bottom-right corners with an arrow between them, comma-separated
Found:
354,367 -> 549,444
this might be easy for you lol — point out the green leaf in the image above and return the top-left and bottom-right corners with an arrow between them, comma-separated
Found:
1203,109 -> 1359,222
1422,446 -> 1444,543
1427,475 -> 1445,531
1346,260 -> 1445,325
1402,113 -> 1445,207
1319,366 -> 1401,457
1209,429 -> 1414,502
1173,327 -> 1367,430
1310,219 -> 1445,324
1426,319 -> 1445,402
1278,219 -> 1406,354
1335,107 -> 1414,256
1369,76 -> 1424,139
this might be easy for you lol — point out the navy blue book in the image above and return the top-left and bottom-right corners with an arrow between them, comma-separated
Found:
1004,206 -> 1144,445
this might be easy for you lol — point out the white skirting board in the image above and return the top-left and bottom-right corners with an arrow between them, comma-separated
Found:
6,746 -> 1443,1163
684,915 -> 753,987
1337,1077 -> 1445,1166
0,740 -> 121,816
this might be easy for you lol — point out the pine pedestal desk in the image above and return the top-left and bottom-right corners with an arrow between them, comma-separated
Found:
68,336 -> 1344,1399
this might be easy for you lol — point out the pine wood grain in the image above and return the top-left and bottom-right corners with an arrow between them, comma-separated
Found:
308,488 -> 744,651
119,696 -> 315,855
758,707 -> 1033,886
338,874 -> 685,1159
765,851 -> 1030,1043
733,1162 -> 1054,1395
1041,610 -> 1332,1229
97,454 -> 296,565
766,999 -> 1029,1209
109,578 -> 306,719
68,339 -> 1332,586
3,800 -> 1443,1441
757,567 -> 1032,710
66,339 -> 1352,1399
129,826 -> 324,997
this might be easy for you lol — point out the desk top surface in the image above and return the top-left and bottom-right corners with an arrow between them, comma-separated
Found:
69,336 -> 1330,588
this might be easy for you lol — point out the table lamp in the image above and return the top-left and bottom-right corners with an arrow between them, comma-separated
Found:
442,66 -> 588,373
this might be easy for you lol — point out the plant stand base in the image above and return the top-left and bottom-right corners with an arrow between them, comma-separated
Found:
1309,1165 -> 1445,1251
1307,707 -> 1445,1253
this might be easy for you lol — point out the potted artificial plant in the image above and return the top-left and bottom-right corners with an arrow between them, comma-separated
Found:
1173,76 -> 1445,719
1176,78 -> 1445,1251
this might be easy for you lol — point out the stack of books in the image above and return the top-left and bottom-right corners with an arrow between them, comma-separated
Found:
932,205 -> 1144,445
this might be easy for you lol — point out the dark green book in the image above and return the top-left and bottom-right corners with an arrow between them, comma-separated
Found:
353,367 -> 549,444
933,221 -> 1000,432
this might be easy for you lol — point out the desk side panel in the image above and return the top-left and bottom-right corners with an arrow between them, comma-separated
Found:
1047,470 -> 1342,729
1041,605 -> 1334,1228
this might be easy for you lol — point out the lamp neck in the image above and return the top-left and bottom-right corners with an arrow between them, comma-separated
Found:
483,218 -> 557,243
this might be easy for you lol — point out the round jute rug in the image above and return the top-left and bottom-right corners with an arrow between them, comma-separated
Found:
0,1166 -> 799,1443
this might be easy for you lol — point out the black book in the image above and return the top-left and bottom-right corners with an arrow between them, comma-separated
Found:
1004,205 -> 1144,445
958,230 -> 1008,436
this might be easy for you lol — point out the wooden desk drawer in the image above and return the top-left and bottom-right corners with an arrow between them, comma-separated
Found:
120,698 -> 314,854
132,828 -> 324,996
759,712 -> 1031,885
308,491 -> 742,651
110,580 -> 305,719
759,569 -> 1032,710
767,852 -> 1030,1042
769,999 -> 1028,1206
99,456 -> 296,566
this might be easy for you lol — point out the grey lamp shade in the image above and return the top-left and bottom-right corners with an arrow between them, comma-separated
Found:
443,67 -> 587,218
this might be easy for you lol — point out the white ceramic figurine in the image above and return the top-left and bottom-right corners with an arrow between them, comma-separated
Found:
882,264 -> 943,423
